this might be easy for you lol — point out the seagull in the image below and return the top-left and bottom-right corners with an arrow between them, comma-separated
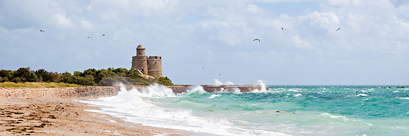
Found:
40,30 -> 45,33
86,36 -> 92,39
102,34 -> 105,36
219,74 -> 221,76
281,27 -> 286,30
202,67 -> 205,69
94,51 -> 98,54
336,27 -> 341,31
253,39 -> 260,42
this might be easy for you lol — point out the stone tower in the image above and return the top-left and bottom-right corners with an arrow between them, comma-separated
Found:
131,44 -> 148,74
147,56 -> 163,78
131,44 -> 163,78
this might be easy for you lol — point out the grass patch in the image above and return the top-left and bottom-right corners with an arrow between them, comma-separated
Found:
0,82 -> 82,88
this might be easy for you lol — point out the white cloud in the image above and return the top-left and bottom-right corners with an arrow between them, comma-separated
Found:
1,0 -> 409,85
88,0 -> 180,21
51,12 -> 73,28
291,36 -> 313,50
328,0 -> 350,6
218,30 -> 242,45
79,20 -> 95,30
301,11 -> 339,24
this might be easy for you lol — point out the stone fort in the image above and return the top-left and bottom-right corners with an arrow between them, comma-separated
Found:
131,44 -> 163,78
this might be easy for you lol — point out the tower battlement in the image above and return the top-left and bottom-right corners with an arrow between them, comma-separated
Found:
131,45 -> 163,78
148,56 -> 161,60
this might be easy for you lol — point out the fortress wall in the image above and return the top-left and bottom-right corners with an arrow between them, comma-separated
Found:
0,85 -> 267,99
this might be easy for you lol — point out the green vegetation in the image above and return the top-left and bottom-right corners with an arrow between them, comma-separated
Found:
157,77 -> 174,86
0,67 -> 173,86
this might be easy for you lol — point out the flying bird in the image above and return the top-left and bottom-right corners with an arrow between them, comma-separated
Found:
94,51 -> 98,54
336,27 -> 341,31
40,30 -> 45,33
219,74 -> 221,76
102,34 -> 105,36
253,39 -> 260,42
86,36 -> 92,39
281,27 -> 286,30
202,67 -> 205,69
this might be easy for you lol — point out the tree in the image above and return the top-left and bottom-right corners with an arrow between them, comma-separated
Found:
15,67 -> 31,82
0,70 -> 11,79
43,72 -> 56,82
11,77 -> 22,83
29,73 -> 40,82
83,68 -> 97,76
2,77 -> 9,82
95,72 -> 107,84
61,72 -> 72,79
0,67 -> 165,86
35,69 -> 47,81
73,71 -> 82,76
99,77 -> 116,86
53,72 -> 62,82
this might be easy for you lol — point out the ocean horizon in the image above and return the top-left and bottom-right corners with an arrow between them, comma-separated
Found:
81,82 -> 409,136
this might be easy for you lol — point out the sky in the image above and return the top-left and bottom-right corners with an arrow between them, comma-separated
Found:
1,0 -> 409,85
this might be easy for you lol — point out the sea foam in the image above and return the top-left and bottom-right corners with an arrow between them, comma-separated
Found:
253,80 -> 269,92
81,83 -> 285,136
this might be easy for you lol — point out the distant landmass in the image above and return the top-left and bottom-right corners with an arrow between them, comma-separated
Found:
0,67 -> 173,87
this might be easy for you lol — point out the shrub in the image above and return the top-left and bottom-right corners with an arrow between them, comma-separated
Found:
2,77 -> 9,82
0,70 -> 11,79
35,69 -> 47,81
73,71 -> 82,76
15,67 -> 31,82
43,72 -> 55,82
99,76 -> 125,86
156,76 -> 173,86
1,67 -> 166,86
11,77 -> 22,83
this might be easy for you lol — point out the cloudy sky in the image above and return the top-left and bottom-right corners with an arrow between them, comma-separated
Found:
1,0 -> 409,85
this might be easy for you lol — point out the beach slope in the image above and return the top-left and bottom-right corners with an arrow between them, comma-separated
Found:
0,90 -> 188,135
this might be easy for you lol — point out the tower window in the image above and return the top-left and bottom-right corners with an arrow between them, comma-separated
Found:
139,52 -> 140,55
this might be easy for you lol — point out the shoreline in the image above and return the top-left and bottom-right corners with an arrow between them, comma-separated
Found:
0,97 -> 190,135
0,84 -> 265,135
0,85 -> 195,136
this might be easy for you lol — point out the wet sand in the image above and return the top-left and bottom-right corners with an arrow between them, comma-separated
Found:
0,97 -> 189,136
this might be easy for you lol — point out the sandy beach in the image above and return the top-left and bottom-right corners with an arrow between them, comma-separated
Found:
0,96 -> 189,135
0,85 -> 264,135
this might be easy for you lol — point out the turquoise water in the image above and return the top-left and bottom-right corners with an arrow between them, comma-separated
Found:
83,84 -> 409,136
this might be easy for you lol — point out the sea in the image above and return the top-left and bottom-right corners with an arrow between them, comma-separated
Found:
81,81 -> 409,136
